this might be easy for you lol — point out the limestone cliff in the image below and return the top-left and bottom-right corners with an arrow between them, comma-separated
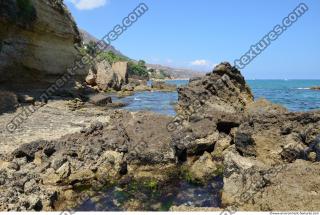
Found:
0,0 -> 86,89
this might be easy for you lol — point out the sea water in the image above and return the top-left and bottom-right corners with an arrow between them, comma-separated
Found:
115,80 -> 320,115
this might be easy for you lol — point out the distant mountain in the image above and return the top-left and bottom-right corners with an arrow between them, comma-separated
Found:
146,64 -> 204,79
80,29 -> 204,79
79,29 -> 126,57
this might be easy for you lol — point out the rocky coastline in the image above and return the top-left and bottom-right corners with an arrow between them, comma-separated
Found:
311,86 -> 320,90
0,0 -> 319,212
0,62 -> 319,211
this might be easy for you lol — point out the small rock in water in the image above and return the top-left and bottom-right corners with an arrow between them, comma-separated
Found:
89,94 -> 112,106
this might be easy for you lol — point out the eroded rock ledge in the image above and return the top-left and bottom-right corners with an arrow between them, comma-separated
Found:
0,62 -> 319,211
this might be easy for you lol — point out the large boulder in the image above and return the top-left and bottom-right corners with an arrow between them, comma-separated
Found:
311,86 -> 320,90
151,81 -> 177,91
171,62 -> 252,157
0,91 -> 18,114
0,0 -> 87,89
90,61 -> 129,91
176,62 -> 254,117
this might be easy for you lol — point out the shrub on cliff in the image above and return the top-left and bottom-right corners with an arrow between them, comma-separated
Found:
128,60 -> 149,78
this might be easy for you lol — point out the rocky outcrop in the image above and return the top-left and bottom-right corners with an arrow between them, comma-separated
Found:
0,0 -> 87,89
151,81 -> 177,92
171,62 -> 320,211
86,61 -> 129,91
0,109 -> 176,210
176,62 -> 254,117
1,61 -> 320,211
171,62 -> 252,158
0,91 -> 18,114
311,86 -> 320,90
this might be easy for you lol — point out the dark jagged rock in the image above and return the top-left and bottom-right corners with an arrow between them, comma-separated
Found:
1,61 -> 320,211
0,91 -> 18,114
176,62 -> 254,117
171,62 -> 253,156
311,86 -> 320,90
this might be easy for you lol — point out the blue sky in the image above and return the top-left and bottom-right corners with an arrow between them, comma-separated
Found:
66,0 -> 320,79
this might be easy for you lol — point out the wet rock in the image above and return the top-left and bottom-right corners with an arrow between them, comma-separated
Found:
89,94 -> 112,106
151,81 -> 176,91
310,86 -> 320,90
121,84 -> 135,92
0,91 -> 18,114
117,91 -> 134,98
128,78 -> 148,87
188,152 -> 220,184
106,102 -> 128,108
134,85 -> 151,92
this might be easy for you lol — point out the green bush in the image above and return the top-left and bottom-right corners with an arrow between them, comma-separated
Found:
17,0 -> 37,24
128,60 -> 149,78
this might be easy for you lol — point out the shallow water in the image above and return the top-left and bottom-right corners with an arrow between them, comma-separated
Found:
76,177 -> 223,211
78,79 -> 320,211
115,79 -> 320,116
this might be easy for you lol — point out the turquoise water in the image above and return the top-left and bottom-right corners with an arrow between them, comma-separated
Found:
116,80 -> 320,115
248,80 -> 320,112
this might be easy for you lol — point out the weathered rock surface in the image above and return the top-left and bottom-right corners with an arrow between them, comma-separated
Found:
187,152 -> 220,184
1,61 -> 320,211
171,62 -> 252,158
0,0 -> 87,88
176,62 -> 254,117
0,91 -> 18,114
171,62 -> 320,211
0,108 -> 176,210
311,86 -> 320,90
88,61 -> 129,91
151,81 -> 176,92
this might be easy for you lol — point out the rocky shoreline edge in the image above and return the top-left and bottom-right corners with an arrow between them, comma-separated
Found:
0,62 -> 319,211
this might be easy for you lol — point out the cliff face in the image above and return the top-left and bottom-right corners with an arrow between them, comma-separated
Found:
0,0 -> 86,89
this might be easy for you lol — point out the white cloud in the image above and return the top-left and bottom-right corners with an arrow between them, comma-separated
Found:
69,0 -> 109,10
191,59 -> 210,66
